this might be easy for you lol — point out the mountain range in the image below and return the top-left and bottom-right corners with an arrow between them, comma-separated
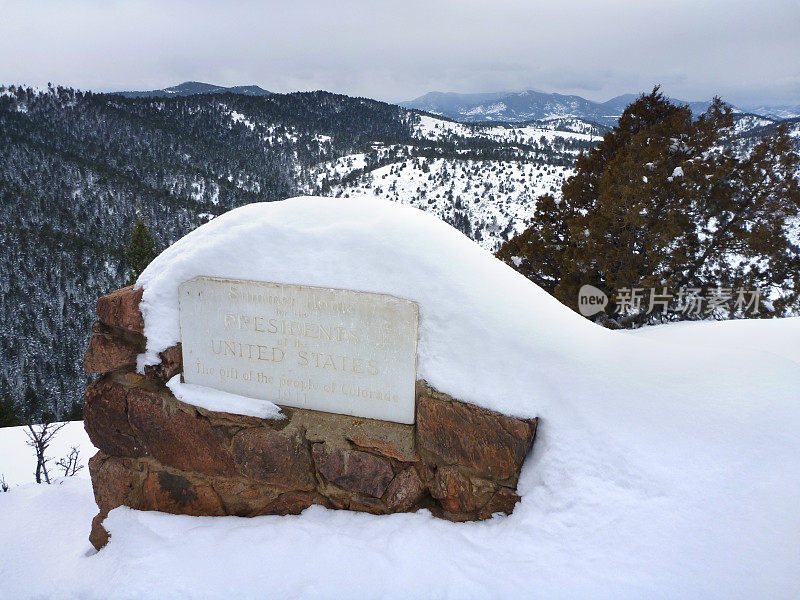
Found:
113,82 -> 800,126
400,89 -> 800,125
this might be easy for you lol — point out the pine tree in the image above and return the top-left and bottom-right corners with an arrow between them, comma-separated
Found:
64,399 -> 83,422
21,386 -> 42,423
0,396 -> 19,428
125,213 -> 157,285
497,87 -> 800,326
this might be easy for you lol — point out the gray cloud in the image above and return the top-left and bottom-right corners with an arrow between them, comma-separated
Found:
0,0 -> 798,105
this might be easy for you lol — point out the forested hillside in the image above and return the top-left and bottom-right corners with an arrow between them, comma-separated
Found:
0,86 -> 596,418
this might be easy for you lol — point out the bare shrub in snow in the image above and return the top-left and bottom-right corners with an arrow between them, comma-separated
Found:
55,446 -> 84,477
25,421 -> 66,484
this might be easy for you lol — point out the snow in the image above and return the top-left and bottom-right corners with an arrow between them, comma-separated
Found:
625,317 -> 800,365
0,421 -> 93,487
413,114 -> 475,139
166,374 -> 283,419
136,195 -> 598,408
0,478 -> 100,596
229,110 -> 255,131
315,152 -> 368,181
3,197 -> 800,597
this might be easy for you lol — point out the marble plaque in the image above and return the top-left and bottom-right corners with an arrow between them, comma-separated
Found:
178,277 -> 419,424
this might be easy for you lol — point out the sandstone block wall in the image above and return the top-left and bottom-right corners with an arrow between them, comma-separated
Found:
83,286 -> 537,549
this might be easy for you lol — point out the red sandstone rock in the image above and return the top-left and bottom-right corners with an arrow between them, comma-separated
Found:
88,453 -> 135,513
469,476 -> 499,509
211,478 -> 276,516
348,495 -> 388,515
143,344 -> 183,381
430,466 -> 475,513
140,470 -> 225,516
478,487 -> 521,519
83,365 -> 536,529
414,462 -> 435,486
416,395 -> 537,482
127,387 -> 237,477
83,376 -> 146,458
384,467 -> 425,512
256,490 -> 319,515
231,427 -> 316,490
83,285 -> 538,536
317,481 -> 352,509
347,432 -> 416,462
89,512 -> 110,550
87,453 -> 139,551
96,285 -> 145,335
83,322 -> 141,373
312,444 -> 394,498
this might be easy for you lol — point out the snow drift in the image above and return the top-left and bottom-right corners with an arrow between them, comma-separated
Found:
2,196 -> 799,599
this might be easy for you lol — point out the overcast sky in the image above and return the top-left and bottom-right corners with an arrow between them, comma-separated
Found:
1,0 -> 798,106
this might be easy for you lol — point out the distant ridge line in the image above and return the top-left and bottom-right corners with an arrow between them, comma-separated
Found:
116,81 -> 272,98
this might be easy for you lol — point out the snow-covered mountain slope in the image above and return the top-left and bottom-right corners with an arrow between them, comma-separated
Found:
741,103 -> 800,120
411,114 -> 605,143
0,87 -> 422,415
743,116 -> 800,140
327,157 -> 570,249
728,112 -> 779,134
310,114 -> 597,250
402,89 -> 719,125
397,90 -> 510,115
402,89 -> 625,124
1,199 -> 799,598
536,116 -> 609,135
111,83 -> 800,123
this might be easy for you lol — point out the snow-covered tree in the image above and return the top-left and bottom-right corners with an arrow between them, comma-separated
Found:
498,88 -> 800,326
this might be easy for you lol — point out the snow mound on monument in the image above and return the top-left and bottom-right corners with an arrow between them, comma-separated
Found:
137,195 -> 599,418
127,196 -> 800,597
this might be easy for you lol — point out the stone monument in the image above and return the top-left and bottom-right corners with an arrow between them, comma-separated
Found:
84,277 -> 537,550
179,277 -> 419,424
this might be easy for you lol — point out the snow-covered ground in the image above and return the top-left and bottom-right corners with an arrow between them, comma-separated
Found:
624,317 -> 800,365
2,197 -> 800,599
